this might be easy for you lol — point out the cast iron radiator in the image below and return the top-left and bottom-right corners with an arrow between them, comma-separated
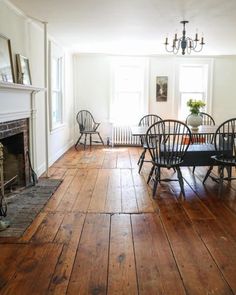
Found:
112,125 -> 141,146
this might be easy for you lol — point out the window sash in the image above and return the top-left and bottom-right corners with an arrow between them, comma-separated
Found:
49,44 -> 64,130
176,61 -> 210,121
110,58 -> 148,125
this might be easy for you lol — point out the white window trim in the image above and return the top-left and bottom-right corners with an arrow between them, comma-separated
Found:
174,58 -> 214,119
48,41 -> 65,131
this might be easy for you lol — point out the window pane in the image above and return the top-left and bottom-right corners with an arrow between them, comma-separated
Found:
52,92 -> 62,125
111,58 -> 148,125
52,92 -> 57,124
51,52 -> 63,129
52,58 -> 59,90
179,65 -> 205,92
113,92 -> 141,125
115,66 -> 143,92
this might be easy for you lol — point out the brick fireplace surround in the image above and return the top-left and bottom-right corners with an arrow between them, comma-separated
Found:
0,118 -> 30,188
0,82 -> 43,190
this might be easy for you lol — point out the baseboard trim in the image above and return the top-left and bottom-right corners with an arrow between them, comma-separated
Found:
37,139 -> 74,176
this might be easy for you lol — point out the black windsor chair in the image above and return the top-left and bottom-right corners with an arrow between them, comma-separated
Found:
137,114 -> 163,173
146,120 -> 191,198
203,118 -> 236,189
75,110 -> 104,150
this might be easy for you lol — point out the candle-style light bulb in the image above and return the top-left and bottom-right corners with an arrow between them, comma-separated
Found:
201,32 -> 205,44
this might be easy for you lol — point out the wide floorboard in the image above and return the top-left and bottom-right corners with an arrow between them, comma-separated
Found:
0,146 -> 236,295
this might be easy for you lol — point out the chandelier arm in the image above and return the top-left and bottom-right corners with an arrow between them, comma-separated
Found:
175,39 -> 181,51
186,44 -> 192,54
173,48 -> 179,55
192,44 -> 204,52
165,44 -> 175,53
185,37 -> 192,54
191,39 -> 199,50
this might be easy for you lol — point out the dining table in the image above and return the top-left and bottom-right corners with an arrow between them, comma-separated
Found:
130,124 -> 219,167
130,124 -> 218,137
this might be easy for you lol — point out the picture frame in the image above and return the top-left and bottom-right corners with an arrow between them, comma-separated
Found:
0,34 -> 14,83
16,54 -> 32,85
156,76 -> 168,102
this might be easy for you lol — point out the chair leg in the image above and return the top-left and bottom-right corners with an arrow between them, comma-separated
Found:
137,149 -> 145,165
176,166 -> 185,198
192,166 -> 196,174
138,149 -> 146,173
75,133 -> 83,149
90,134 -> 92,149
152,167 -> 160,197
226,166 -> 232,180
147,164 -> 155,184
84,134 -> 87,150
203,166 -> 213,184
98,133 -> 105,145
218,166 -> 225,196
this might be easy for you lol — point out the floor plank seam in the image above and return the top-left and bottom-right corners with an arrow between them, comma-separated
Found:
63,211 -> 88,295
183,174 -> 236,218
130,214 -> 140,295
158,213 -> 188,295
46,242 -> 65,293
192,224 -> 236,295
106,214 -> 112,295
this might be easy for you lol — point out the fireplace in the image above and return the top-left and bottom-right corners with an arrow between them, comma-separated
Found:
0,119 -> 31,191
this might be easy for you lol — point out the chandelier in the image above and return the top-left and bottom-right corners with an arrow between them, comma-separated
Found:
164,20 -> 205,55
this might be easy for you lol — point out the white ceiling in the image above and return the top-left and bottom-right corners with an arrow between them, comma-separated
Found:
9,0 -> 236,55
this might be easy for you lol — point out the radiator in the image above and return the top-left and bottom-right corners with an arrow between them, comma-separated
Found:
112,125 -> 141,146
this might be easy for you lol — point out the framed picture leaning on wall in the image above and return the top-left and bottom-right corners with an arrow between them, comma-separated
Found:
16,54 -> 32,85
0,34 -> 14,83
156,76 -> 168,102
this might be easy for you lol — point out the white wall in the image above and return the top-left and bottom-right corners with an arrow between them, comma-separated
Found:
73,55 -> 111,141
0,0 -> 74,175
48,51 -> 74,169
213,56 -> 236,123
149,57 -> 175,119
73,54 -> 236,138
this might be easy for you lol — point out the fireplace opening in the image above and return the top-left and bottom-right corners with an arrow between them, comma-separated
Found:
0,119 -> 31,195
1,132 -> 25,191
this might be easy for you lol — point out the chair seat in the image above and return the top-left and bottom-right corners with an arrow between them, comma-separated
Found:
154,156 -> 183,168
81,130 -> 99,134
143,142 -> 156,149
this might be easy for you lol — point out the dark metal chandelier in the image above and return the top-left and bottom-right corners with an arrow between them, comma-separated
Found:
164,20 -> 205,55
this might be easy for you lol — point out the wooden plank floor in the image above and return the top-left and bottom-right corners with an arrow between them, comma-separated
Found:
0,146 -> 236,295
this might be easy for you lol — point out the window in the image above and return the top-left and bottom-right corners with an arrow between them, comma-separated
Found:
110,57 -> 148,125
49,41 -> 64,130
176,61 -> 212,120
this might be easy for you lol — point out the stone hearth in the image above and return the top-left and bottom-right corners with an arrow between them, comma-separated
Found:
0,178 -> 62,237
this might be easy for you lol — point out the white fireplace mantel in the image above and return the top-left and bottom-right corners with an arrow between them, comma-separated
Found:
0,82 -> 44,122
0,81 -> 44,92
0,82 -> 45,173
